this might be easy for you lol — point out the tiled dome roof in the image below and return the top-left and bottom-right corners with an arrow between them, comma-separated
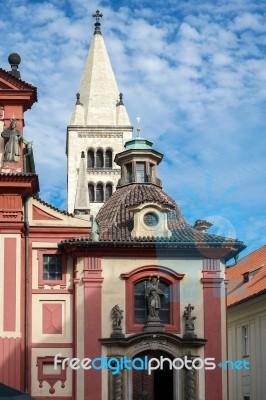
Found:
96,184 -> 186,241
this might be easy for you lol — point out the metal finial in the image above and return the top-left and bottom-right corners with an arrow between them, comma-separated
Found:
92,10 -> 103,35
136,116 -> 141,137
117,92 -> 124,106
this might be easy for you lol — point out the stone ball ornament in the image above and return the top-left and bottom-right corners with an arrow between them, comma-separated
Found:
8,53 -> 21,67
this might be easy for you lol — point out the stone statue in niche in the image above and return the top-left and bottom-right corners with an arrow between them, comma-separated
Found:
110,304 -> 124,338
1,118 -> 21,162
183,303 -> 197,338
143,276 -> 165,332
146,275 -> 164,318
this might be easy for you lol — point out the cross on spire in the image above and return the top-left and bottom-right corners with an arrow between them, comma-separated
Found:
92,10 -> 103,35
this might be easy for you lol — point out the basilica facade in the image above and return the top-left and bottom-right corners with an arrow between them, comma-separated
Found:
0,12 -> 245,400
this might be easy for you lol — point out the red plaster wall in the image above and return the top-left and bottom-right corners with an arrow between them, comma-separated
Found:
0,337 -> 21,389
4,237 -> 17,331
202,263 -> 223,400
83,257 -> 103,400
42,304 -> 62,334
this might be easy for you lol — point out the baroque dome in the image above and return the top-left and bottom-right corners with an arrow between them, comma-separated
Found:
96,184 -> 186,241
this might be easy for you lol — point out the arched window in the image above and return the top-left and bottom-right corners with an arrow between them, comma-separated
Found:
88,184 -> 95,202
87,150 -> 94,168
105,183 -> 113,201
105,150 -> 112,168
121,265 -> 184,333
96,150 -> 104,168
134,279 -> 170,324
96,183 -> 104,202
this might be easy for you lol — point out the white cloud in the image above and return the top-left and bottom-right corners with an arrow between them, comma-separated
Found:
233,12 -> 266,32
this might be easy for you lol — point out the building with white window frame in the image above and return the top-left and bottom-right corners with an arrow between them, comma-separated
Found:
227,245 -> 266,400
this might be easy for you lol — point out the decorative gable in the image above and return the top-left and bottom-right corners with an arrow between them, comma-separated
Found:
32,205 -> 62,221
0,67 -> 37,108
0,79 -> 15,90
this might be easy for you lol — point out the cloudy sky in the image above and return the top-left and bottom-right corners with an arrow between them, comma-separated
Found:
1,0 -> 266,259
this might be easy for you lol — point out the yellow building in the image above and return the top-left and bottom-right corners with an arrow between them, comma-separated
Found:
227,245 -> 266,400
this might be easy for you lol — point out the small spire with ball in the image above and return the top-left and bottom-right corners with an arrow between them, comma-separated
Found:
8,53 -> 21,79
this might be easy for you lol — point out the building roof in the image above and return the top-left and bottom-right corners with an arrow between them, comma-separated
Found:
60,183 -> 245,261
33,196 -> 75,217
96,184 -> 185,240
227,245 -> 266,307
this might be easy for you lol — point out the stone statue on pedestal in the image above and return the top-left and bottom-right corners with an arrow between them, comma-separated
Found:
1,118 -> 21,162
110,304 -> 124,338
183,303 -> 197,338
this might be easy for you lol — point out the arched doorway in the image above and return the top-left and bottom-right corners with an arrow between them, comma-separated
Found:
132,350 -> 174,400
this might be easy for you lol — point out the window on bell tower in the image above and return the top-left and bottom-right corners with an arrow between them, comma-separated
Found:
136,162 -> 145,183
96,183 -> 104,202
105,150 -> 112,168
96,150 -> 104,168
105,183 -> 113,201
88,184 -> 95,202
126,163 -> 132,183
87,150 -> 94,168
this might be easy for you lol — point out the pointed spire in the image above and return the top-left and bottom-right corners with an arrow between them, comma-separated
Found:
70,93 -> 84,125
116,93 -> 131,125
69,14 -> 131,126
74,151 -> 90,218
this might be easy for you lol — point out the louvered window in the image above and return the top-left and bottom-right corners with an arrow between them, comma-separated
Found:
96,184 -> 104,202
96,150 -> 104,167
88,184 -> 95,202
87,150 -> 94,168
126,163 -> 132,183
105,184 -> 112,201
136,162 -> 145,183
105,150 -> 112,168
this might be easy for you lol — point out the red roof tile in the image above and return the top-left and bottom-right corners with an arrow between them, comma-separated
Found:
226,245 -> 266,306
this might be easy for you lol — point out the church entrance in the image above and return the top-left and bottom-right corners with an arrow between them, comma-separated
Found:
132,351 -> 174,400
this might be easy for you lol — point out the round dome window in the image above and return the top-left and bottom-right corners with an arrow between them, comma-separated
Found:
143,212 -> 159,227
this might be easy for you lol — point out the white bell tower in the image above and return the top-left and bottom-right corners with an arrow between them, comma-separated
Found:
66,10 -> 133,216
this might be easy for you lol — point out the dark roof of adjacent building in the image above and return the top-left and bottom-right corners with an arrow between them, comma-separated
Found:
227,245 -> 266,307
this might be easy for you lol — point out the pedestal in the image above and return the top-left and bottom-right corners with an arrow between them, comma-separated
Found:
143,316 -> 165,332
110,327 -> 125,338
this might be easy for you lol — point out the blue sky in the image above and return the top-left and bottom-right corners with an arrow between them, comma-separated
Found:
1,0 -> 266,258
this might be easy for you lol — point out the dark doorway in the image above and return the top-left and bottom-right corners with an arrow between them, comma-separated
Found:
154,356 -> 173,400
132,351 -> 174,400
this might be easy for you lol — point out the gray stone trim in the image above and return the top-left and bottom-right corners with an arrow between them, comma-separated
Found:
78,132 -> 123,138
86,168 -> 120,175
